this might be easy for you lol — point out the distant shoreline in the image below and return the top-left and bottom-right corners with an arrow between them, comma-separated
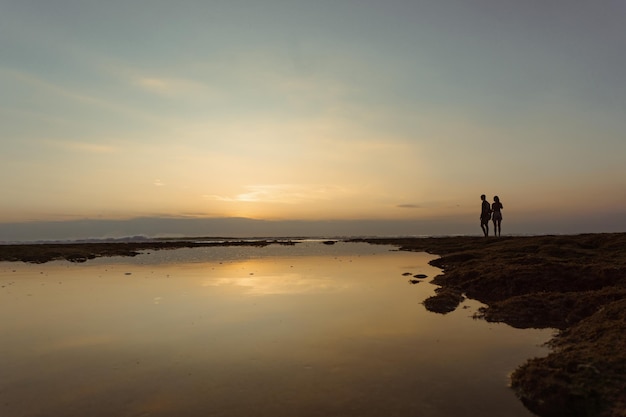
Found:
0,232 -> 595,246
1,233 -> 625,416
0,239 -> 299,264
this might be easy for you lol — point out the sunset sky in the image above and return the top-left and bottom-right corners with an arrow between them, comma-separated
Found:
1,1 -> 625,239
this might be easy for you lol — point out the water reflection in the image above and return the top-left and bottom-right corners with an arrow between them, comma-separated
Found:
0,242 -> 550,417
204,272 -> 345,295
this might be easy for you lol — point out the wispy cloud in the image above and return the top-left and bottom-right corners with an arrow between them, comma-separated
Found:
3,67 -> 112,108
41,139 -> 117,153
96,58 -> 220,100
134,76 -> 214,97
397,204 -> 422,209
1,66 -> 170,127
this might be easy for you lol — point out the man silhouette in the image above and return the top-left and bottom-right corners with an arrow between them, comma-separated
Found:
480,194 -> 491,237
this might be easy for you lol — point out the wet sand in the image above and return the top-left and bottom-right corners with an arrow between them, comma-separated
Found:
2,233 -> 625,417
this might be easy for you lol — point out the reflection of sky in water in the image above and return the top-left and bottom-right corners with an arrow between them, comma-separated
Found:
0,242 -> 551,417
204,272 -> 346,295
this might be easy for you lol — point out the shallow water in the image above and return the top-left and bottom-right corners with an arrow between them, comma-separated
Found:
0,242 -> 550,417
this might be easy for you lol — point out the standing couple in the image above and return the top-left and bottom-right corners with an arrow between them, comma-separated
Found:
480,194 -> 503,237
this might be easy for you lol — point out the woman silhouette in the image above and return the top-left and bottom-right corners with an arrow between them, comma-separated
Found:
492,196 -> 503,237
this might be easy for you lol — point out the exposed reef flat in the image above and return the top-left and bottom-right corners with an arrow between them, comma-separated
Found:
350,233 -> 626,417
0,239 -> 295,264
1,233 -> 625,416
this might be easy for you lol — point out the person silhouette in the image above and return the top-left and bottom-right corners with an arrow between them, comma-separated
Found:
480,194 -> 491,237
492,196 -> 503,237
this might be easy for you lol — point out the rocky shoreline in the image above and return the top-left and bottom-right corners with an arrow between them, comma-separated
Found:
350,233 -> 626,417
1,233 -> 625,416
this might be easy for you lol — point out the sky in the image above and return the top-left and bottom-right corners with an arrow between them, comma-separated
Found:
1,0 -> 625,240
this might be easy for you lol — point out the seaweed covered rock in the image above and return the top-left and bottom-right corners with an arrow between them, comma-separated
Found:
511,298 -> 626,417
351,233 -> 626,416
423,288 -> 465,314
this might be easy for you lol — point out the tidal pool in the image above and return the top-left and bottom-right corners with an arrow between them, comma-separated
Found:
0,242 -> 550,417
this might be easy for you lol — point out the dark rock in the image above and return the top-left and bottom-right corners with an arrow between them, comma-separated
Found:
423,289 -> 465,314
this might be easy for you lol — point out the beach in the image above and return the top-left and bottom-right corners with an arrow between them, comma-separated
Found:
1,233 -> 625,417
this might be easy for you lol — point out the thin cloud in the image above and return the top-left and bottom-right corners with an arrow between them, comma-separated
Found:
134,76 -> 214,97
41,139 -> 117,153
97,59 -> 219,99
2,67 -> 171,127
397,204 -> 422,209
4,68 -> 119,109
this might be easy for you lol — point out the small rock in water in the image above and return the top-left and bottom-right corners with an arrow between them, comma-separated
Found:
413,274 -> 428,279
423,290 -> 465,314
125,272 -> 132,276
402,272 -> 412,276
409,279 -> 420,284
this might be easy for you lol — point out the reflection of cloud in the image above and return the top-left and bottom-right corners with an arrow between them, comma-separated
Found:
154,179 -> 165,187
203,273 -> 348,295
205,184 -> 350,204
